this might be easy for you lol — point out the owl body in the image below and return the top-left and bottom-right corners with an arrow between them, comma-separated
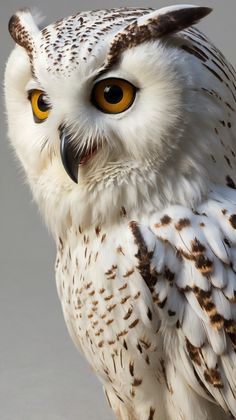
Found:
56,207 -> 236,420
5,5 -> 236,420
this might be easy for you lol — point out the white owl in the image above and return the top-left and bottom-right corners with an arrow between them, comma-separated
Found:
4,4 -> 236,420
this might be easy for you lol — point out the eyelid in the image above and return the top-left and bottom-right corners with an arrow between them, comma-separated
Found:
27,89 -> 51,104
25,80 -> 43,92
92,72 -> 140,89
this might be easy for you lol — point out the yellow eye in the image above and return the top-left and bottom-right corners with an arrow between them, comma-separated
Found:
91,78 -> 136,114
29,90 -> 51,122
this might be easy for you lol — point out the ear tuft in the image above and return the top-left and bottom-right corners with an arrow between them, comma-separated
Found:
106,5 -> 212,69
146,5 -> 212,37
8,9 -> 40,54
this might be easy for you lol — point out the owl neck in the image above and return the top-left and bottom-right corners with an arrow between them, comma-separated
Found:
32,157 -> 209,238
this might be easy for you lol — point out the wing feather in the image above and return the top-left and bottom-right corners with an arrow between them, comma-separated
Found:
136,185 -> 236,417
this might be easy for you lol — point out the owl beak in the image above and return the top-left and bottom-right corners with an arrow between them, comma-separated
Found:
59,126 -> 78,183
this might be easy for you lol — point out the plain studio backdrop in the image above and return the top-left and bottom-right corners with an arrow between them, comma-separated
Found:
0,1 -> 235,419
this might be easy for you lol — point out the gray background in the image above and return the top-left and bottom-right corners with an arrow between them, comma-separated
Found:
0,1 -> 235,419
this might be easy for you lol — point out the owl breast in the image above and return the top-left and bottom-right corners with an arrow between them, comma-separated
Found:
55,221 -> 169,417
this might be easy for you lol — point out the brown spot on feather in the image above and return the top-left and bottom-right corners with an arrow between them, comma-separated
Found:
175,218 -> 191,231
229,214 -> 236,229
123,268 -> 135,278
132,378 -> 142,387
160,358 -> 173,393
148,408 -> 155,420
226,176 -> 236,189
204,368 -> 223,388
186,339 -> 202,366
130,221 -> 158,290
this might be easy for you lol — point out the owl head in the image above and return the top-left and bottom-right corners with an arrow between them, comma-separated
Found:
6,5 -> 231,233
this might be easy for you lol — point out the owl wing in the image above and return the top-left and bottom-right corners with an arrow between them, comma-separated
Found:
133,185 -> 236,417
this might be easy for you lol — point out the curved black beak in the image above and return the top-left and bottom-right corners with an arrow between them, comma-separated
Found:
59,126 -> 78,184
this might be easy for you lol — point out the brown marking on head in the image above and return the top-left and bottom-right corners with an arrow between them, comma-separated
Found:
8,9 -> 40,66
9,14 -> 32,53
106,6 -> 212,68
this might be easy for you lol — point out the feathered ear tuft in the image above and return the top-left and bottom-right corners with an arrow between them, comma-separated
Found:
8,9 -> 40,55
137,5 -> 212,36
106,5 -> 212,68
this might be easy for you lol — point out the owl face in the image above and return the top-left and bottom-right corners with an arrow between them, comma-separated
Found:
5,6 -> 216,231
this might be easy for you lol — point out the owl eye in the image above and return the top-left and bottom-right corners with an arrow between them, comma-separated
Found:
29,90 -> 51,122
91,78 -> 136,114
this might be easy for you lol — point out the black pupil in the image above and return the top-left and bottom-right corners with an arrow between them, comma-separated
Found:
104,85 -> 123,104
37,94 -> 49,112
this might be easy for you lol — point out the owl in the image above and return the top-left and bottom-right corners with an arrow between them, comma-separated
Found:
4,4 -> 236,420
